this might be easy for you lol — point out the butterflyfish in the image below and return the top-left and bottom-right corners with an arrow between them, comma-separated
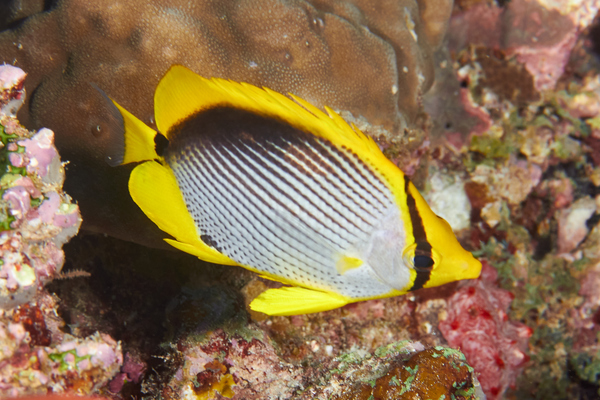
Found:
104,65 -> 482,316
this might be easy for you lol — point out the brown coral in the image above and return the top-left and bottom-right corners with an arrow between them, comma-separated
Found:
0,0 -> 451,245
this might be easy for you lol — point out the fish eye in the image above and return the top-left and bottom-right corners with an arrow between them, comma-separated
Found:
402,243 -> 440,271
413,253 -> 434,271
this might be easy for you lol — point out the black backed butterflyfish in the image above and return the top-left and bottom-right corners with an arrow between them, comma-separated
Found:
104,65 -> 482,316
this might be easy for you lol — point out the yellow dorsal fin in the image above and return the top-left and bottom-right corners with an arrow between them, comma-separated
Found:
249,286 -> 350,316
153,66 -> 410,219
111,99 -> 160,164
129,160 -> 237,266
154,65 -> 380,155
335,256 -> 363,275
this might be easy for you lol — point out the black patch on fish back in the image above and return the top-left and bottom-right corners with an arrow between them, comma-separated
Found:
200,233 -> 222,253
154,134 -> 169,157
404,178 -> 433,291
166,106 -> 310,157
164,106 -> 388,221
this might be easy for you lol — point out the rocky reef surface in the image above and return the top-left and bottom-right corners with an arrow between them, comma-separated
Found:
2,0 -> 600,399
0,64 -> 121,397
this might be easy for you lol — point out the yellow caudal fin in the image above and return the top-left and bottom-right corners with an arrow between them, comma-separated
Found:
249,286 -> 350,316
111,100 -> 161,165
153,65 -> 380,155
129,160 -> 237,266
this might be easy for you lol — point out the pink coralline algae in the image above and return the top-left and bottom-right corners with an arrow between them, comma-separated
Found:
449,0 -> 581,92
503,0 -> 578,92
0,64 -> 81,309
0,292 -> 123,397
108,352 -> 147,393
0,65 -> 122,397
439,261 -> 532,399
0,64 -> 25,117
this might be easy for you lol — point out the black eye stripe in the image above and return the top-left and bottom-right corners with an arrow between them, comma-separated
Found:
414,254 -> 434,270
404,178 -> 433,291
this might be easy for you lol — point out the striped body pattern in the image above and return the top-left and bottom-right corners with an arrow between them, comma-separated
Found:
167,108 -> 409,299
106,65 -> 481,315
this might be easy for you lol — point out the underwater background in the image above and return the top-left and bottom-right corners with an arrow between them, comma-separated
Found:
1,0 -> 600,398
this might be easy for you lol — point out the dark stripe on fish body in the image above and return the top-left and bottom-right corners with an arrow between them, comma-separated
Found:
404,178 -> 433,291
310,142 -> 389,214
185,144 -> 329,275
204,143 -> 339,269
284,142 -> 380,223
197,146 -> 343,285
233,140 -> 355,243
211,139 -> 345,250
250,139 -> 368,236
164,106 -> 398,296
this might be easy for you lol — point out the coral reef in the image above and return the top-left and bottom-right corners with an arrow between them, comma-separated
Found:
0,65 -> 81,309
0,0 -> 453,246
166,329 -> 483,400
2,0 -> 600,399
0,64 -> 121,397
0,291 -> 122,397
449,0 -> 579,91
439,262 -> 532,398
422,1 -> 600,397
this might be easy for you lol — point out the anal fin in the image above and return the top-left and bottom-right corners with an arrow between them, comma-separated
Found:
249,286 -> 350,316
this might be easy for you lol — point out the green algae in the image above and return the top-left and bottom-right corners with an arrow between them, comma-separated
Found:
0,124 -> 17,146
373,340 -> 413,358
48,349 -> 92,373
469,134 -> 517,161
571,345 -> 600,388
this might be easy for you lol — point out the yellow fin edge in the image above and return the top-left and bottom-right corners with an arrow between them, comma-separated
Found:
129,160 -> 237,266
249,286 -> 350,316
111,99 -> 159,164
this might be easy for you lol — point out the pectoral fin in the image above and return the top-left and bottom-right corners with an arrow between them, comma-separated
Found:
249,286 -> 350,316
336,255 -> 363,275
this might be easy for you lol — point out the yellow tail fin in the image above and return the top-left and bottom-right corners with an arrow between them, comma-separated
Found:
129,160 -> 238,266
111,100 -> 161,164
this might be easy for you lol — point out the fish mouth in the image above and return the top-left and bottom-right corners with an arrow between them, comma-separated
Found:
463,256 -> 483,280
